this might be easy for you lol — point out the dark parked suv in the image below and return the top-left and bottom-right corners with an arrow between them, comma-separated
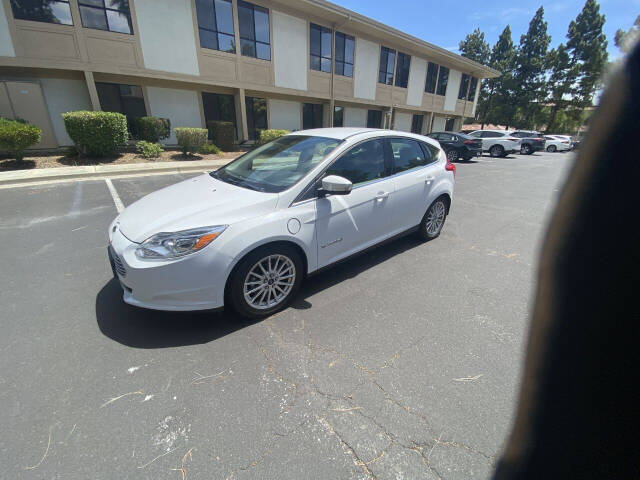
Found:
428,132 -> 483,161
511,131 -> 546,155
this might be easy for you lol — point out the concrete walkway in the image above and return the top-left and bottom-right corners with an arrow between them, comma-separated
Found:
0,157 -> 235,188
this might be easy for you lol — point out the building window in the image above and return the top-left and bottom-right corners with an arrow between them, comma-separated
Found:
334,32 -> 354,77
458,73 -> 470,100
238,1 -> 270,60
202,92 -> 237,139
303,103 -> 323,129
96,82 -> 146,127
378,46 -> 396,85
425,62 -> 438,94
468,77 -> 478,101
195,0 -> 235,53
78,0 -> 132,34
445,118 -> 455,131
411,114 -> 424,134
333,106 -> 344,127
9,0 -> 73,26
394,52 -> 411,88
245,96 -> 267,141
436,66 -> 449,96
367,110 -> 382,128
310,23 -> 332,73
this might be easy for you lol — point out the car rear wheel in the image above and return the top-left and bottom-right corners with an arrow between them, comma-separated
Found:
418,197 -> 448,240
229,244 -> 303,319
490,145 -> 505,158
446,149 -> 459,162
521,144 -> 532,155
547,145 -> 557,152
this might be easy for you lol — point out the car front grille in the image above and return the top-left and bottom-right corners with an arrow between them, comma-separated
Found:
112,250 -> 127,277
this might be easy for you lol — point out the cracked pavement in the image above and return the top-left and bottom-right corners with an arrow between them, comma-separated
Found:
0,152 -> 574,478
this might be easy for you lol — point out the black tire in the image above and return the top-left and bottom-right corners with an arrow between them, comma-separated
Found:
418,197 -> 448,240
489,145 -> 504,158
229,244 -> 304,319
547,145 -> 557,152
521,144 -> 532,155
446,149 -> 459,162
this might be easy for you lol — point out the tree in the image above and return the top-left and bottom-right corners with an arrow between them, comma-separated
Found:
545,44 -> 572,132
459,28 -> 491,65
477,26 -> 517,128
614,15 -> 640,53
513,7 -> 551,129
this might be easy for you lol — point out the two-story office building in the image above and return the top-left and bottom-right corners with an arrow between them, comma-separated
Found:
0,0 -> 498,149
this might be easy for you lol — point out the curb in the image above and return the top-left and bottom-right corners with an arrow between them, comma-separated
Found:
0,158 -> 235,188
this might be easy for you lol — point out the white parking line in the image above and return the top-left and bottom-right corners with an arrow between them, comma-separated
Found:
104,178 -> 124,213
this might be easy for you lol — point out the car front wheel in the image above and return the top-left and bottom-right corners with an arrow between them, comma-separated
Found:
490,145 -> 505,157
229,244 -> 303,319
547,145 -> 557,152
418,197 -> 448,240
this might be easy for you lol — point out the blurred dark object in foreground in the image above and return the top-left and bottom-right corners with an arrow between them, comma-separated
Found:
493,44 -> 640,478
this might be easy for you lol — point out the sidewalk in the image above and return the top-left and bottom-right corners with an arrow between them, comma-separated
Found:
0,158 -> 235,188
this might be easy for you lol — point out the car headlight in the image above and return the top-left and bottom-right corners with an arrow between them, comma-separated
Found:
135,225 -> 227,260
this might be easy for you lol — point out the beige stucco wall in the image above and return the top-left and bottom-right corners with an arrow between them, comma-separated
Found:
40,78 -> 92,146
269,99 -> 301,130
353,38 -> 379,101
406,57 -> 426,107
444,69 -> 461,112
135,0 -> 200,76
394,112 -> 412,132
344,107 -> 367,127
146,86 -> 202,144
0,0 -> 15,57
272,11 -> 307,91
432,115 -> 446,132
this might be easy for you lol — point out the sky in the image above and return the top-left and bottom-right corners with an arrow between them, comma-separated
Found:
332,0 -> 638,61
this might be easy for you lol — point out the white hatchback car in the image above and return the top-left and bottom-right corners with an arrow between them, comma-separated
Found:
108,128 -> 455,318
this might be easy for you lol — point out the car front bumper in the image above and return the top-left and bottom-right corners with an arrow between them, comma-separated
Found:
108,228 -> 232,311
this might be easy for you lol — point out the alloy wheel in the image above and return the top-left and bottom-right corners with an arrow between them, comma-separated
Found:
243,254 -> 296,310
446,149 -> 458,162
425,200 -> 446,235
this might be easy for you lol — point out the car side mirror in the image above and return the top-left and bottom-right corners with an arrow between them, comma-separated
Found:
318,175 -> 352,196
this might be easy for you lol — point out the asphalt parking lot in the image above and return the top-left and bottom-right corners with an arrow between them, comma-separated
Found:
0,150 -> 574,479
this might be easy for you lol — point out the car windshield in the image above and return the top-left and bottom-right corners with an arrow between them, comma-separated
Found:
211,135 -> 342,193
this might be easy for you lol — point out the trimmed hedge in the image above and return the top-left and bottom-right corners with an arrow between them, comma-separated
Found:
207,121 -> 235,151
63,111 -> 128,157
0,118 -> 42,161
136,140 -> 163,158
256,129 -> 289,146
175,127 -> 208,155
129,116 -> 171,143
199,143 -> 221,155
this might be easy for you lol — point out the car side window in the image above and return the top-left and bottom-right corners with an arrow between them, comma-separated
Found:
482,132 -> 501,138
420,142 -> 440,163
469,131 -> 481,138
325,139 -> 386,186
390,138 -> 427,173
430,133 -> 441,140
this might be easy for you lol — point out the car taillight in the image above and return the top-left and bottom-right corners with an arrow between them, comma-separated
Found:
445,161 -> 456,177
506,137 -> 519,142
535,137 -> 544,141
463,140 -> 474,145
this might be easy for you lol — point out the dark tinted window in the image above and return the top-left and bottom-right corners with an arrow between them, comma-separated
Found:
425,62 -> 438,94
195,0 -> 235,53
238,1 -> 270,60
10,0 -> 73,25
202,92 -> 237,139
390,138 -> 427,173
436,66 -> 449,96
326,139 -> 386,185
335,31 -> 354,77
96,82 -> 146,119
394,52 -> 411,88
303,103 -> 323,129
310,23 -> 332,73
78,0 -> 132,34
481,131 -> 503,138
245,96 -> 267,141
378,46 -> 396,85
468,77 -> 478,100
458,73 -> 470,100
367,110 -> 382,128
411,114 -> 423,134
333,106 -> 344,127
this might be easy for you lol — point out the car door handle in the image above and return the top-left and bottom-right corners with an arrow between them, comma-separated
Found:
425,176 -> 435,184
375,191 -> 390,201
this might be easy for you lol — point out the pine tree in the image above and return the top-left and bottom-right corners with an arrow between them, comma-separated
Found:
459,28 -> 491,64
513,7 -> 551,129
545,44 -> 572,132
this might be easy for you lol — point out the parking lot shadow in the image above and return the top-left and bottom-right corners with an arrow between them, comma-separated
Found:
96,278 -> 257,349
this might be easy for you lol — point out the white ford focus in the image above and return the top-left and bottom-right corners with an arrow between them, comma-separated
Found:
108,128 -> 455,318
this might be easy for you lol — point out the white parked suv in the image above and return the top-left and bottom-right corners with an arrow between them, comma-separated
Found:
468,130 -> 522,157
544,135 -> 572,152
107,128 -> 455,318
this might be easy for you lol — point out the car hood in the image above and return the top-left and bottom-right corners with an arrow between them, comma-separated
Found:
117,174 -> 278,242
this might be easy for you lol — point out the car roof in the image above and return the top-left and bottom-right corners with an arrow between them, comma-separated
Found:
430,131 -> 473,139
469,129 -> 510,133
286,128 -> 440,145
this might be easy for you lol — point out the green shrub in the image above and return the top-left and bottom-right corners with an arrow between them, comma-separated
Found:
199,143 -> 221,155
175,127 -> 208,155
136,140 -> 163,158
207,121 -> 235,151
129,116 -> 171,142
63,111 -> 128,157
256,129 -> 289,146
0,118 -> 42,161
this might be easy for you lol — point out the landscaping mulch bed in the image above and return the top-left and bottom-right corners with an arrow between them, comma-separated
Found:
0,149 -> 240,172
